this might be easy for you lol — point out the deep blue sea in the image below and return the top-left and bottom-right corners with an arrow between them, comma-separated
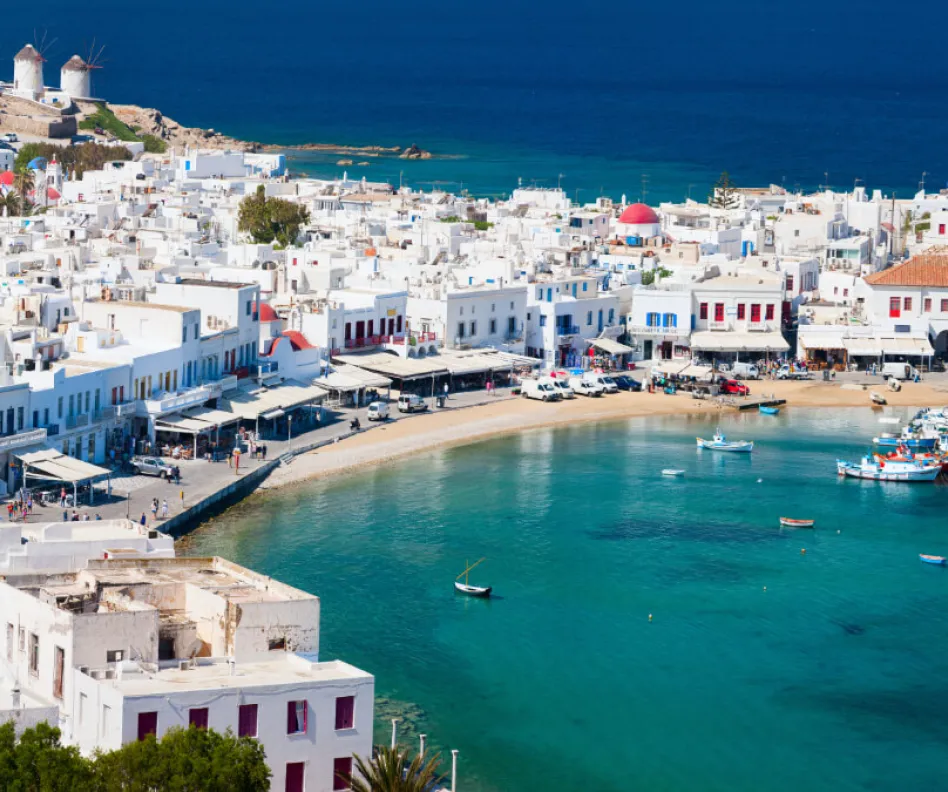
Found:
7,1 -> 948,200
184,409 -> 948,792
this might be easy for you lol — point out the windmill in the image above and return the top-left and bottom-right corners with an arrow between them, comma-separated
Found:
61,40 -> 105,100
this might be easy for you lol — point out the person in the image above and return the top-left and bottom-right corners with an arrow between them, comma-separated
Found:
350,417 -> 361,431
6,503 -> 13,522
95,513 -> 102,521
71,510 -> 79,522
151,498 -> 158,519
174,466 -> 181,484
227,450 -> 233,468
26,495 -> 32,516
140,512 -> 147,527
161,499 -> 169,520
443,382 -> 449,399
63,509 -> 69,522
60,487 -> 67,508
261,444 -> 267,460
82,513 -> 90,521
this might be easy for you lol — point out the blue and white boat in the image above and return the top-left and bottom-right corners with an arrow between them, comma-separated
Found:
836,456 -> 941,482
697,430 -> 753,453
872,434 -> 937,449
919,554 -> 947,565
759,405 -> 780,416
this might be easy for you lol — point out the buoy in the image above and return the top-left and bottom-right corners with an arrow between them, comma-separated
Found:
837,530 -> 840,534
757,478 -> 763,483
763,586 -> 767,591
648,614 -> 653,622
801,548 -> 806,555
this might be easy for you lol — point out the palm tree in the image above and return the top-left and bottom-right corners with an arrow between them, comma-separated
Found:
349,745 -> 445,792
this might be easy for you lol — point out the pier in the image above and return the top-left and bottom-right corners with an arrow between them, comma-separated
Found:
735,397 -> 788,411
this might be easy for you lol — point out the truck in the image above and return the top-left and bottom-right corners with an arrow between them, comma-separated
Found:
776,364 -> 810,380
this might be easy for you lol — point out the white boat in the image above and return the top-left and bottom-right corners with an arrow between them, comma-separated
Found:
696,430 -> 753,453
455,558 -> 491,597
870,391 -> 887,406
836,456 -> 941,482
878,417 -> 901,425
662,469 -> 685,477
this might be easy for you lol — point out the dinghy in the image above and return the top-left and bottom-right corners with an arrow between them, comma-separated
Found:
779,517 -> 815,528
870,391 -> 887,406
455,558 -> 492,597
696,430 -> 753,453
662,469 -> 686,477
919,554 -> 947,566
759,405 -> 780,416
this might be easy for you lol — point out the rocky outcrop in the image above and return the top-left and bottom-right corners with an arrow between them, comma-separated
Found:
399,143 -> 431,160
102,103 -> 261,153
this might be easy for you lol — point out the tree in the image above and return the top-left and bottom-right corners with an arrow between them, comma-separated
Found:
0,721 -> 95,791
238,185 -> 310,247
350,745 -> 445,792
708,171 -> 740,209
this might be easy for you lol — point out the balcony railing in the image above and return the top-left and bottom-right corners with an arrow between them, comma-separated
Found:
0,427 -> 47,452
556,325 -> 581,336
140,384 -> 220,416
627,324 -> 686,337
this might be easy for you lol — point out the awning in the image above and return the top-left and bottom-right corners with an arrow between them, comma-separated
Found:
155,415 -> 212,434
436,350 -> 516,375
261,409 -> 285,420
799,331 -> 846,351
842,337 -> 880,356
221,379 -> 326,420
17,449 -> 110,483
882,337 -> 934,356
315,364 -> 392,393
183,407 -> 241,427
691,331 -> 789,352
333,352 -> 448,380
651,361 -> 713,380
586,338 -> 634,355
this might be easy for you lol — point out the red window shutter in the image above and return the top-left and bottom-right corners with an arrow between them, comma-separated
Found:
286,762 -> 305,792
737,304 -> 745,320
889,297 -> 900,318
942,299 -> 948,312
699,303 -> 708,320
924,298 -> 932,312
333,757 -> 353,791
765,304 -> 775,321
189,708 -> 209,729
750,304 -> 761,322
939,224 -> 945,235
287,700 -> 307,734
335,696 -> 355,730
904,297 -> 912,310
138,712 -> 157,741
714,303 -> 724,321
238,704 -> 258,737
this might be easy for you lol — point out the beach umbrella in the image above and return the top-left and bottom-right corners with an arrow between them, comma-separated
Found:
28,157 -> 48,170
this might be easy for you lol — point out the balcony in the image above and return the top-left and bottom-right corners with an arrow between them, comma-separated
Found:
747,321 -> 775,332
65,414 -> 89,430
627,324 -> 686,337
708,320 -> 731,331
0,427 -> 47,453
139,384 -> 221,417
556,325 -> 581,337
114,402 -> 137,418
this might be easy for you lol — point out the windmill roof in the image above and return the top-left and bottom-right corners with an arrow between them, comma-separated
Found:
15,44 -> 43,62
62,55 -> 88,72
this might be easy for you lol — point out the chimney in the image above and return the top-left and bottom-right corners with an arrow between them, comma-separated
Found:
11,686 -> 20,709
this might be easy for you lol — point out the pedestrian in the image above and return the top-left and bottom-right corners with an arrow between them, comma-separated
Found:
151,498 -> 158,519
95,513 -> 102,521
443,382 -> 449,399
82,513 -> 90,522
140,512 -> 147,527
174,466 -> 180,484
6,503 -> 13,522
71,510 -> 79,522
161,499 -> 169,520
227,450 -> 232,468
60,487 -> 67,508
63,509 -> 69,522
26,495 -> 32,516
261,444 -> 267,461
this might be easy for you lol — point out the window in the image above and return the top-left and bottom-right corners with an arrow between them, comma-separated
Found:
587,311 -> 593,325
940,224 -> 946,235
714,303 -> 724,322
79,693 -> 87,726
765,304 -> 775,321
539,315 -> 547,328
246,300 -> 252,316
85,392 -> 90,413
18,627 -> 24,652
29,633 -> 38,676
189,708 -> 209,730
923,298 -> 932,313
904,297 -> 912,311
17,407 -> 23,431
608,308 -> 614,323
457,322 -> 465,339
102,705 -> 111,739
750,304 -> 761,323
786,274 -> 794,291
137,712 -> 157,741
287,700 -> 307,734
182,326 -> 188,343
470,321 -> 477,336
491,303 -> 495,312
942,299 -> 948,313
107,649 -> 125,663
646,312 -> 659,327
193,325 -> 199,341
333,758 -> 353,791
737,304 -> 746,320
489,318 -> 497,334
582,283 -> 588,292
94,390 -> 100,412
889,297 -> 900,318
238,704 -> 258,738
335,696 -> 355,730
843,288 -> 849,297
68,396 -> 74,417
699,303 -> 708,320
663,313 -> 677,328
5,623 -> 12,661
53,646 -> 65,699
508,317 -> 516,335
268,637 -> 286,652
286,762 -> 305,792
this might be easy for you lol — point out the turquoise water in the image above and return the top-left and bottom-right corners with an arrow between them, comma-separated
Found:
183,409 -> 948,792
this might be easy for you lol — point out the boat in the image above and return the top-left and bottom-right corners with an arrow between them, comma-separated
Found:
697,430 -> 753,453
455,558 -> 492,597
878,416 -> 901,425
870,391 -> 887,406
872,434 -> 937,450
836,456 -> 942,482
779,517 -> 815,528
919,554 -> 947,565
662,469 -> 685,477
759,405 -> 780,416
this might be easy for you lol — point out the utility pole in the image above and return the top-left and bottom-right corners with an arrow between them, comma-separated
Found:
640,174 -> 649,204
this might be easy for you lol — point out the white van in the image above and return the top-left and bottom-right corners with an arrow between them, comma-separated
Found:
397,393 -> 428,413
366,401 -> 390,421
549,377 -> 576,399
731,362 -> 760,380
521,378 -> 561,401
568,376 -> 603,396
584,373 -> 618,393
881,362 -> 915,381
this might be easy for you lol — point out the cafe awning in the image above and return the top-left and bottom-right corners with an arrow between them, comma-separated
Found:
691,331 -> 789,352
315,364 -> 392,393
333,352 -> 448,380
221,379 -> 326,420
586,338 -> 634,355
17,449 -> 110,484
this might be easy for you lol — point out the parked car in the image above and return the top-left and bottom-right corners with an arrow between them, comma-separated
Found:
584,373 -> 619,393
397,393 -> 428,413
130,456 -> 176,478
71,134 -> 94,144
366,401 -> 390,421
521,378 -> 561,402
613,375 -> 642,392
731,362 -> 760,380
568,376 -> 603,397
719,378 -> 750,396
1,132 -> 18,143
776,364 -> 810,380
549,377 -> 576,399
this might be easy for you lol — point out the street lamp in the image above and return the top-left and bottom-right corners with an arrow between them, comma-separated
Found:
287,415 -> 293,451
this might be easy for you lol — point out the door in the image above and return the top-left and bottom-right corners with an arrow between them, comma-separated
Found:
285,762 -> 304,792
643,340 -> 653,359
355,321 -> 365,340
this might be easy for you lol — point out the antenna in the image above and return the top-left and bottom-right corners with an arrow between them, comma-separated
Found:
919,171 -> 928,193
640,173 -> 649,204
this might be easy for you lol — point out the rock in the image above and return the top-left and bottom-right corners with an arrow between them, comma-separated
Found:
336,159 -> 353,166
399,143 -> 431,160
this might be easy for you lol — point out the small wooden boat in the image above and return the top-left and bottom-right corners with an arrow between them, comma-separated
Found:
919,554 -> 947,566
662,469 -> 685,477
455,558 -> 491,597
870,391 -> 887,406
779,517 -> 815,528
759,405 -> 780,416
697,430 -> 753,453
878,416 -> 901,425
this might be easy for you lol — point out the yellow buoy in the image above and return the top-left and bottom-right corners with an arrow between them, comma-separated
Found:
801,548 -> 806,555
648,614 -> 653,622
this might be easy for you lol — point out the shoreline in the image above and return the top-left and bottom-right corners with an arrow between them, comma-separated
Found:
258,378 -> 948,495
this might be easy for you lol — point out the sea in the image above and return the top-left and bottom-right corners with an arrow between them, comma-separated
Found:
6,0 -> 948,201
184,408 -> 948,792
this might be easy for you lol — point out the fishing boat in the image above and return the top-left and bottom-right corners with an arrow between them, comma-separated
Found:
836,456 -> 942,482
696,430 -> 753,453
662,469 -> 685,477
919,554 -> 947,565
878,416 -> 901,425
872,434 -> 937,450
779,517 -> 815,528
759,405 -> 780,416
870,391 -> 887,406
455,558 -> 492,597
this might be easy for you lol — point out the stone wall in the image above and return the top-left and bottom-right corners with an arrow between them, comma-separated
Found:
0,112 -> 76,138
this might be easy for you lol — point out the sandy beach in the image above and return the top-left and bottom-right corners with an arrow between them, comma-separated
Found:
260,377 -> 948,491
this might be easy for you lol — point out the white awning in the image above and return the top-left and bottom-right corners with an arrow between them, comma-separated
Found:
799,331 -> 846,351
882,337 -> 935,356
333,352 -> 448,380
17,449 -> 110,483
260,409 -> 285,420
691,331 -> 789,352
183,407 -> 241,427
315,364 -> 392,393
155,415 -> 212,434
586,338 -> 634,355
436,350 -> 516,375
221,380 -> 326,420
651,361 -> 713,380
842,336 -> 880,356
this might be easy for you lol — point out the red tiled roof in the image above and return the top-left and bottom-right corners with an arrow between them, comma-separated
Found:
253,302 -> 279,322
282,330 -> 314,351
865,248 -> 948,287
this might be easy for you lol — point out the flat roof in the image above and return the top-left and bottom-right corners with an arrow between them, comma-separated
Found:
176,278 -> 253,289
111,300 -> 193,314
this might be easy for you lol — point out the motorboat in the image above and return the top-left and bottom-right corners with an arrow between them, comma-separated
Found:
759,405 -> 780,416
779,517 -> 815,528
455,558 -> 491,598
878,416 -> 901,425
870,392 -> 887,406
662,469 -> 686,477
919,554 -> 947,566
697,430 -> 753,453
873,433 -> 937,450
836,456 -> 941,482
